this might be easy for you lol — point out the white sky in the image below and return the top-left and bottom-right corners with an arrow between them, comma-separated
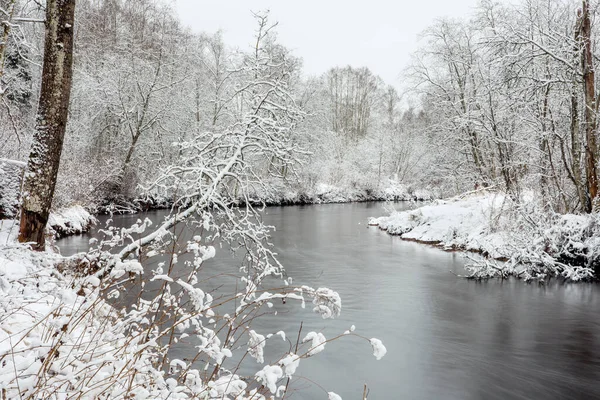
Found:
174,0 -> 481,91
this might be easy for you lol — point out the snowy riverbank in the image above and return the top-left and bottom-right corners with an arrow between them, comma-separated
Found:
249,181 -> 436,205
100,180 -> 438,214
0,205 -> 97,246
370,191 -> 600,281
47,205 -> 97,238
0,233 -> 183,398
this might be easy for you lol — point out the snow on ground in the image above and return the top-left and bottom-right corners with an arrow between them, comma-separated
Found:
371,192 -> 512,258
48,205 -> 97,238
0,244 -> 87,398
0,243 -> 183,399
370,191 -> 600,280
0,217 -> 140,399
2,205 -> 96,245
0,220 -> 20,246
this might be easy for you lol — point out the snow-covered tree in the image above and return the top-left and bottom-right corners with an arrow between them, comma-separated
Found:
19,0 -> 76,250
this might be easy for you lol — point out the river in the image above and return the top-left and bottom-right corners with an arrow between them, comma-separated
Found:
57,202 -> 600,399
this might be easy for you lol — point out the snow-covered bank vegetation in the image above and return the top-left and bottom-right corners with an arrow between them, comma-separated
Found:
371,192 -> 599,281
245,180 -> 435,206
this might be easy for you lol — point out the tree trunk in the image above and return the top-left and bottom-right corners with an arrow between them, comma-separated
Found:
18,0 -> 76,250
581,0 -> 598,213
569,11 -> 588,211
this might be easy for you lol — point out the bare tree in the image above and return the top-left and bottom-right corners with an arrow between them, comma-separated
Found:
327,66 -> 381,140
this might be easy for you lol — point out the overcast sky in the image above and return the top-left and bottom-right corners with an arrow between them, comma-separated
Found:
174,0 -> 480,91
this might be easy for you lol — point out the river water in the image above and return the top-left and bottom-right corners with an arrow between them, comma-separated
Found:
57,202 -> 600,399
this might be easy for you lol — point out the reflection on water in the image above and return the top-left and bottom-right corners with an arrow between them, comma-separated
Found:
58,202 -> 600,400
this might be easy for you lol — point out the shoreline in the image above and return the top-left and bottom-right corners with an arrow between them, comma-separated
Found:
371,229 -> 511,261
97,191 -> 434,215
369,192 -> 598,281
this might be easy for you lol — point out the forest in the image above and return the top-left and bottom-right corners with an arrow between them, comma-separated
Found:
4,0 -> 600,217
2,0 -> 600,399
0,0 -> 436,218
0,1 -> 597,213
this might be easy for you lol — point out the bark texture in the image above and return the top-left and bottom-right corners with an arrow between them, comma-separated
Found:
581,0 -> 598,213
19,0 -> 76,250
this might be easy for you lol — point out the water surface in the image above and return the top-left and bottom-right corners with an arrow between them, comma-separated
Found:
58,203 -> 600,399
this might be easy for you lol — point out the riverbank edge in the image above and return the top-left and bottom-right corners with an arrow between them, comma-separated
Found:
367,223 -> 511,262
0,206 -> 98,245
368,191 -> 599,281
3,180 -> 438,239
3,194 -> 425,244
98,185 -> 436,214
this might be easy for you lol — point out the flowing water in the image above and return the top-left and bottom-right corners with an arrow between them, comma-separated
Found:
58,202 -> 600,399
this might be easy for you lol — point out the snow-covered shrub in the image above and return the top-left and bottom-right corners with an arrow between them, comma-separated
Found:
0,209 -> 386,399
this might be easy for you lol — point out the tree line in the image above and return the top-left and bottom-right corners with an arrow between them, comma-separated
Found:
1,2 -> 427,198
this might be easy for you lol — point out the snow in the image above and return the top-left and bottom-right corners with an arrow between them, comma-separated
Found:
0,238 -> 224,399
246,179 -> 436,206
371,191 -> 600,280
302,331 -> 327,356
0,159 -> 24,219
279,353 -> 300,376
248,330 -> 266,363
0,220 -> 19,246
307,287 -> 342,319
0,258 -> 27,280
293,286 -> 342,319
255,365 -> 284,393
371,192 -> 511,258
48,205 -> 97,238
1,204 -> 95,248
0,244 -> 116,399
208,374 -> 247,398
176,279 -> 206,312
369,338 -> 387,360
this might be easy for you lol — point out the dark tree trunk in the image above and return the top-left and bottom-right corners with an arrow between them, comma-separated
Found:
581,0 -> 598,213
18,0 -> 76,250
